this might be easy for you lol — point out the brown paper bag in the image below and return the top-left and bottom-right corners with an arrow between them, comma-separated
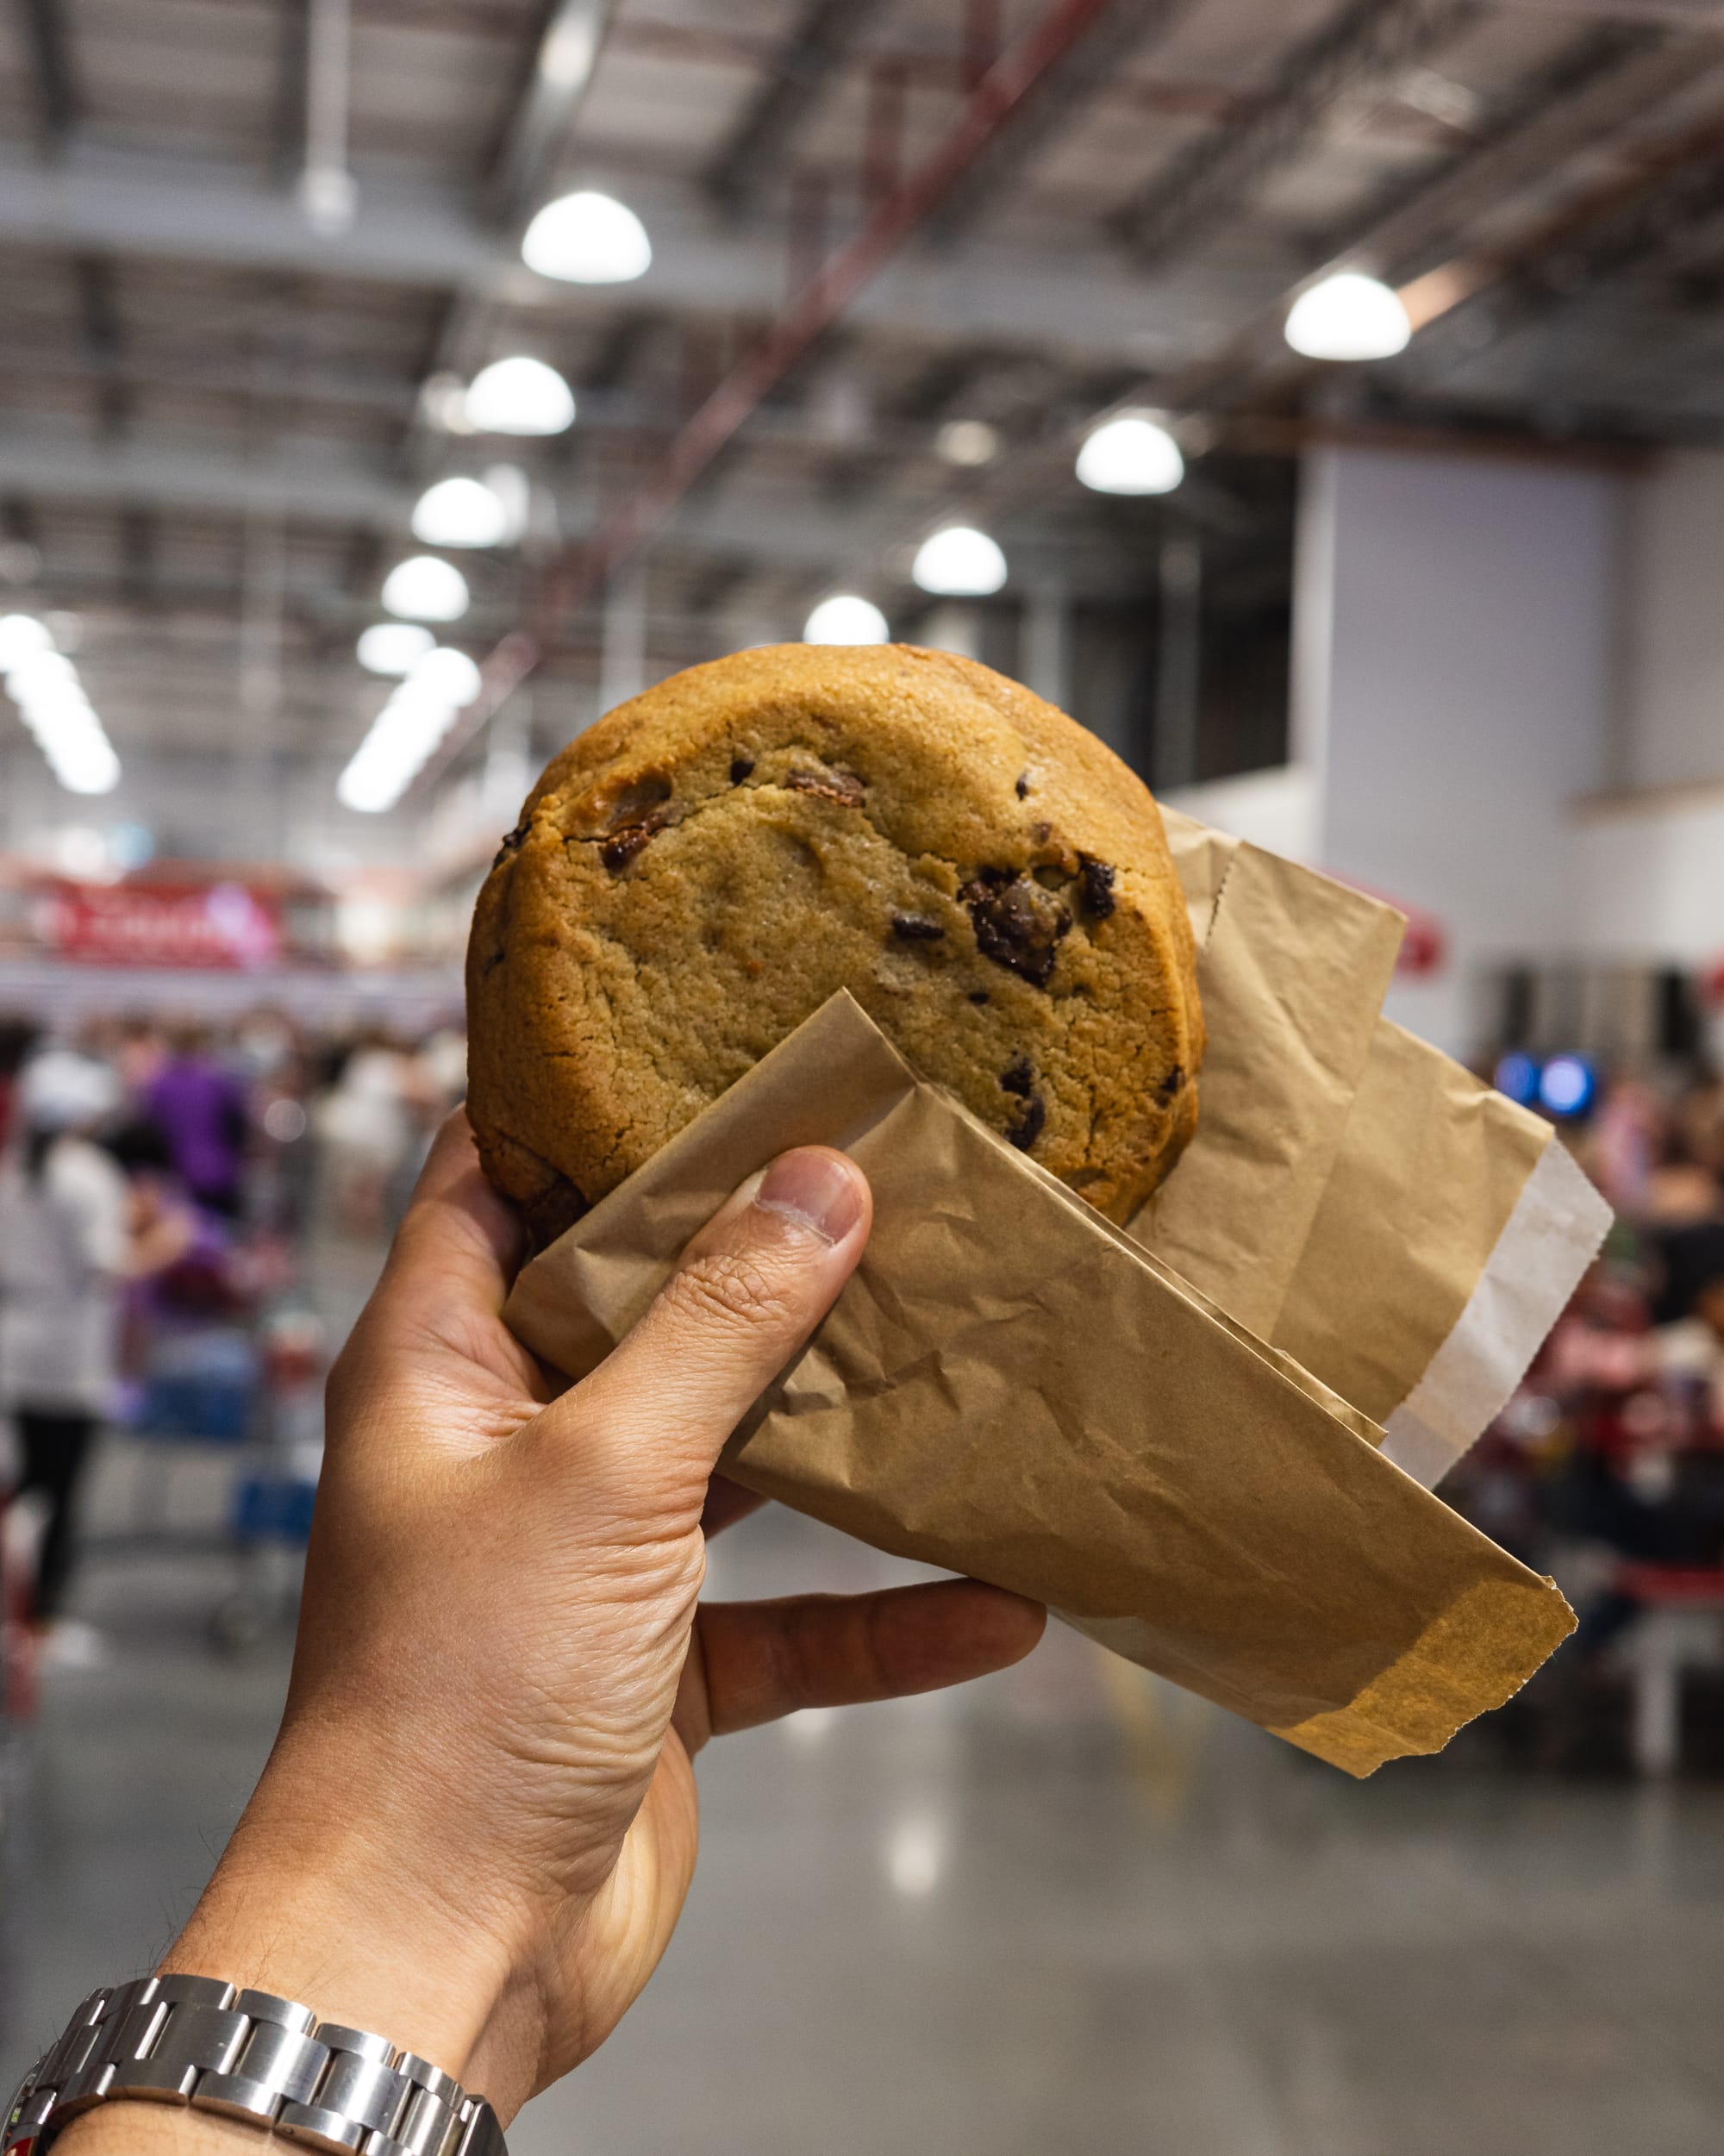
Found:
505,992 -> 1574,1780
1140,809 -> 1609,1485
1273,1019 -> 1611,1489
1132,810 -> 1404,1340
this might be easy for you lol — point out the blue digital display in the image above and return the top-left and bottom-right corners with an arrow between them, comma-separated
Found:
1494,1053 -> 1540,1107
1538,1053 -> 1596,1120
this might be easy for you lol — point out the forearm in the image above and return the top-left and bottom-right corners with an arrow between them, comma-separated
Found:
48,1740 -> 529,2153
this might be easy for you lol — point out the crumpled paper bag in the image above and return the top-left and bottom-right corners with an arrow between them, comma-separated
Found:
1140,810 -> 1610,1489
505,991 -> 1575,1779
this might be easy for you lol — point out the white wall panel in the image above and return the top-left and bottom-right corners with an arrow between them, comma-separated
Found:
1300,445 -> 1621,1054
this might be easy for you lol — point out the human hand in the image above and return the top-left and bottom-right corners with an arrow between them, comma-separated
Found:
65,1114 -> 1043,2146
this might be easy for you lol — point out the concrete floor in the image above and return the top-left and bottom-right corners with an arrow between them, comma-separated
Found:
5,1483 -> 1724,2156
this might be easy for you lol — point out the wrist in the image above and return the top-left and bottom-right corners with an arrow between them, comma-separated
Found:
157,1737 -> 541,2119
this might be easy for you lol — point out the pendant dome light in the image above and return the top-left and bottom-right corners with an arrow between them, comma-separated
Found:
381,555 -> 470,623
803,595 -> 890,645
911,526 -> 1008,597
1284,272 -> 1412,362
464,356 -> 577,436
522,191 -> 652,284
1075,411 -> 1184,496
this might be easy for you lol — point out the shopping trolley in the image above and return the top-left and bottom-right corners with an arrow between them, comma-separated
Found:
103,1307 -> 323,1653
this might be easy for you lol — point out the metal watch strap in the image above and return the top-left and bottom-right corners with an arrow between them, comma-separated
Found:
3,1974 -> 506,2156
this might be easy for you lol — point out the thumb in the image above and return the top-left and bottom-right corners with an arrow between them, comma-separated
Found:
543,1146 -> 871,1522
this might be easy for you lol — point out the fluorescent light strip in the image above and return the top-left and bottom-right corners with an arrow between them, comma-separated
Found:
1,622 -> 122,795
337,647 -> 481,813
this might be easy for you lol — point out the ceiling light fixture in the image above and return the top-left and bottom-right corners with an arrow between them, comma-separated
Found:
522,190 -> 652,284
381,555 -> 471,622
911,526 -> 1008,597
0,614 -> 53,670
356,622 -> 435,677
410,476 -> 510,549
337,646 -> 483,814
3,629 -> 121,795
1284,271 -> 1412,362
1075,411 -> 1184,496
803,594 -> 890,646
464,356 -> 577,436
936,420 -> 1001,468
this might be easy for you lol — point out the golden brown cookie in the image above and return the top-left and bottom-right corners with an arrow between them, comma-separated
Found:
466,643 -> 1203,1245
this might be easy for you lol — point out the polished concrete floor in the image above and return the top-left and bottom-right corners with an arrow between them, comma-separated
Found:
6,1474 -> 1724,2156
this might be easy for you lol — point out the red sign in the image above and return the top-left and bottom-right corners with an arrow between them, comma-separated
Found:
34,880 -> 284,969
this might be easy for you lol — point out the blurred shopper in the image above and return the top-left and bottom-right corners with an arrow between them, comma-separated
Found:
0,1015 -> 37,1152
315,1026 -> 414,1234
113,1013 -> 167,1107
0,1047 -> 126,1665
146,1022 -> 251,1221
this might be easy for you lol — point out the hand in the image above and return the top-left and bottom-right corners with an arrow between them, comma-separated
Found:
65,1115 -> 1042,2147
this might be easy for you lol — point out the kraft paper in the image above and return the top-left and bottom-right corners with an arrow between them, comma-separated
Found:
505,993 -> 1575,1778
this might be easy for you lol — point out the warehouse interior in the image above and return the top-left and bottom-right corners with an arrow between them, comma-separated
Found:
5,1 -> 1724,2151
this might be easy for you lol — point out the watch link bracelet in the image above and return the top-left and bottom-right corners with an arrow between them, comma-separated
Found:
3,1975 -> 506,2155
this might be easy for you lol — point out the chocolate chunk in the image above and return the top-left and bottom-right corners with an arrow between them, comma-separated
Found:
959,871 -> 1071,989
786,766 -> 866,808
1015,772 -> 1032,800
491,821 -> 529,869
968,991 -> 990,1005
1006,1093 -> 1046,1151
729,755 -> 754,784
592,771 -> 672,835
600,803 -> 672,872
1032,820 -> 1053,845
890,913 -> 946,942
1080,854 -> 1116,920
1158,1064 -> 1184,1104
1000,1055 -> 1034,1097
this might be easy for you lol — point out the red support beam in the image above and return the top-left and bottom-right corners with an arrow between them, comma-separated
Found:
429,0 -> 1128,784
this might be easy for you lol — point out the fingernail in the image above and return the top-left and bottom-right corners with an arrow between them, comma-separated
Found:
753,1149 -> 863,1247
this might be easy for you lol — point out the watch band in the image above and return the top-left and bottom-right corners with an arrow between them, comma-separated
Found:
3,1974 -> 506,2156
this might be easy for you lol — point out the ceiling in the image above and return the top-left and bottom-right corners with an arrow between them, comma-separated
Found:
3,0 -> 1723,863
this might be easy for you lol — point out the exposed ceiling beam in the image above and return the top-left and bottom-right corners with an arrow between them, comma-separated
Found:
427,0 -> 1177,787
1108,0 -> 1481,266
929,0 -> 1200,242
703,0 -> 877,219
16,0 -> 78,148
118,505 -> 156,603
72,253 -> 129,438
0,147 -> 1273,372
1109,19 -> 1724,418
1406,105 -> 1724,388
406,0 -> 617,470
490,0 -> 617,222
0,424 -> 947,578
1312,21 -> 1696,282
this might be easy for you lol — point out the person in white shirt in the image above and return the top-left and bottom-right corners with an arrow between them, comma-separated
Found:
0,1047 -> 128,1648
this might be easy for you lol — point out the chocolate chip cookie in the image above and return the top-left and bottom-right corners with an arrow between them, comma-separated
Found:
466,643 -> 1203,1245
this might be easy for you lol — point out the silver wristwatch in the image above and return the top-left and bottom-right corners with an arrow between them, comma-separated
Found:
3,1974 -> 506,2154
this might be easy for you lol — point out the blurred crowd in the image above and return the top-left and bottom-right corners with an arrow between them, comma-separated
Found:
0,1007 -> 465,1669
8,1005 -> 1724,1764
1447,1066 -> 1724,1759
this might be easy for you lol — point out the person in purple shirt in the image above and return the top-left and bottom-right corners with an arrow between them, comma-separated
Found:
144,1022 -> 251,1219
